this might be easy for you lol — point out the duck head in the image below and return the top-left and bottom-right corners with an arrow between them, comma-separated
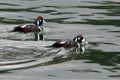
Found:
33,16 -> 46,26
73,34 -> 88,47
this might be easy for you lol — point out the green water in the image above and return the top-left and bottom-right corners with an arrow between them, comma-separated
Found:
0,0 -> 120,80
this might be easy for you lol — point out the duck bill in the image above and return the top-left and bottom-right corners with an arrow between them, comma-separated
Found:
43,19 -> 46,24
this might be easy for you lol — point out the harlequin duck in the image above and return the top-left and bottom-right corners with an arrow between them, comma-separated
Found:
33,16 -> 46,26
11,16 -> 46,40
47,34 -> 88,48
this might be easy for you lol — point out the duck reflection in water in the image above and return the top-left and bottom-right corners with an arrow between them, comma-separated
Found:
74,44 -> 87,54
46,34 -> 88,54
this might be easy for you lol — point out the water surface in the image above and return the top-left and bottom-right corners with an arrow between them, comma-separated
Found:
0,0 -> 120,80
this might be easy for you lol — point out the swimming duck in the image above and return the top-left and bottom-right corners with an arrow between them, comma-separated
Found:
47,34 -> 88,48
11,16 -> 46,41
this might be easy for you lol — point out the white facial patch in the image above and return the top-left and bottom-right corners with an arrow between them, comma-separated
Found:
74,38 -> 78,42
37,21 -> 40,25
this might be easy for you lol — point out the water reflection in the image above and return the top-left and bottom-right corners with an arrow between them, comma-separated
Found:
66,69 -> 101,73
80,19 -> 120,27
83,49 -> 120,66
0,3 -> 19,6
0,0 -> 120,79
0,42 -> 87,72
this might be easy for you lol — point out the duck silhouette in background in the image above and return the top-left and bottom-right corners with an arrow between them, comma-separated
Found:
11,16 -> 46,41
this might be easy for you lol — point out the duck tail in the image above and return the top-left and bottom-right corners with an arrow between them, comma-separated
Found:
11,27 -> 24,32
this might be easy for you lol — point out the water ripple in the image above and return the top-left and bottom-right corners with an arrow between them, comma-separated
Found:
0,3 -> 19,6
0,0 -> 120,79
